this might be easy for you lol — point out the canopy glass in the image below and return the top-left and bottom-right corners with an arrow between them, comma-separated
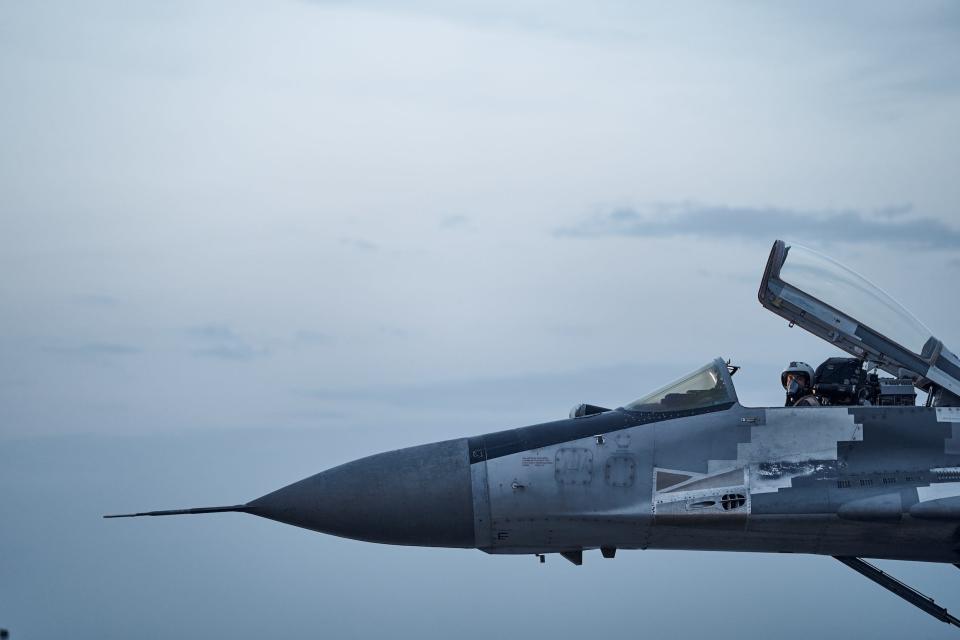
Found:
624,359 -> 736,412
778,244 -> 934,355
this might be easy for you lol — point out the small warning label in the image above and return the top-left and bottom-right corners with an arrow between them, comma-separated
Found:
521,456 -> 552,467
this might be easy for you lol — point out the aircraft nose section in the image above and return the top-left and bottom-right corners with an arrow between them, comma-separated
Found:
247,438 -> 476,548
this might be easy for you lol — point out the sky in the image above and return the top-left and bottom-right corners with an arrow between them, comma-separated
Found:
1,1 -> 960,638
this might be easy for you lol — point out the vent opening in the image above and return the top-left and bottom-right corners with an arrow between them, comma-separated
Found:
720,493 -> 747,510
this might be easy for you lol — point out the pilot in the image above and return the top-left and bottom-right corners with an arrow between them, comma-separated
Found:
781,362 -> 819,407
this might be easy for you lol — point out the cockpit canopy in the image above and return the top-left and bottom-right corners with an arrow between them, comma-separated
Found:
624,358 -> 737,413
759,240 -> 960,401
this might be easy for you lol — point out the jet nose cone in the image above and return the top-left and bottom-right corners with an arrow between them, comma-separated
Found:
248,438 -> 476,548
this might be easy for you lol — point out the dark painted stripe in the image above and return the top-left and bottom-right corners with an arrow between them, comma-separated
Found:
466,402 -> 735,463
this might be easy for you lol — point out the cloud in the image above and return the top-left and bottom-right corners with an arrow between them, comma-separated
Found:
439,215 -> 471,230
340,237 -> 378,251
43,342 -> 141,357
72,294 -> 119,308
377,325 -> 412,339
557,203 -> 960,249
294,330 -> 331,345
185,324 -> 266,361
873,204 -> 913,219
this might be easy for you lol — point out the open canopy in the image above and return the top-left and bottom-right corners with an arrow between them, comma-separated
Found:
758,239 -> 960,399
624,358 -> 737,413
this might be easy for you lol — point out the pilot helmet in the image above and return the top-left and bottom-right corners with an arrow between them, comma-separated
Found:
781,361 -> 815,389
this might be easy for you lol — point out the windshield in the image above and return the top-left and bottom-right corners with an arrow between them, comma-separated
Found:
624,360 -> 735,412
779,244 -> 934,355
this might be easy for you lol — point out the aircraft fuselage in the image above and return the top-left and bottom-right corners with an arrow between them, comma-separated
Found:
249,401 -> 960,564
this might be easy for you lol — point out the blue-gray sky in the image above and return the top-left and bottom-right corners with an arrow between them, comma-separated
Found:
2,1 -> 960,638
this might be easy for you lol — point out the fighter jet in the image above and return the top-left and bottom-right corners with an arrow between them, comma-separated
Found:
108,239 -> 960,628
